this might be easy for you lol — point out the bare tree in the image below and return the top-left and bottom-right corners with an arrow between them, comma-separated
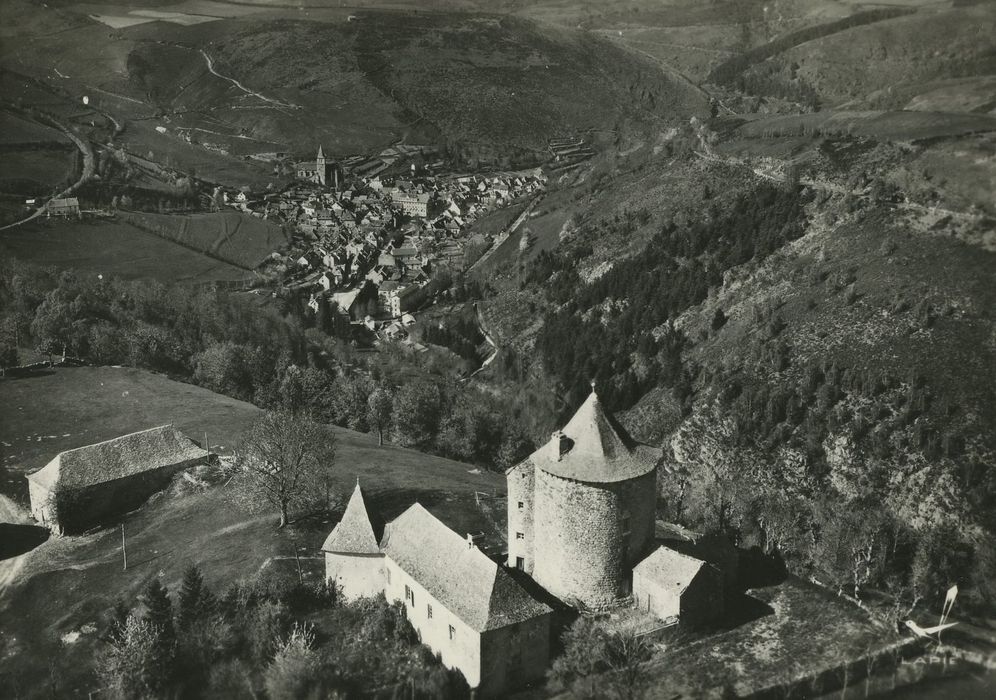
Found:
232,411 -> 337,527
366,385 -> 394,447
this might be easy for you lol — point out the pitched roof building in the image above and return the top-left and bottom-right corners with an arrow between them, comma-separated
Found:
27,425 -> 208,534
633,546 -> 724,627
323,491 -> 551,696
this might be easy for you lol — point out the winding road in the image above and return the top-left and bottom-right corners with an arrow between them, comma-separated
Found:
200,50 -> 301,110
0,110 -> 96,232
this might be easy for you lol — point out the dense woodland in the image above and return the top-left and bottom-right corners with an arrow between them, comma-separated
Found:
0,261 -> 534,473
534,184 -> 809,413
60,566 -> 467,700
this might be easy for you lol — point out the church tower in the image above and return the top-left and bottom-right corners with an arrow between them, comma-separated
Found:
316,144 -> 328,186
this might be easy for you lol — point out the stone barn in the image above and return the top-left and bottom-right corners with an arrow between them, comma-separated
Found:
322,481 -> 385,600
633,546 -> 724,627
26,425 -> 208,534
506,384 -> 662,609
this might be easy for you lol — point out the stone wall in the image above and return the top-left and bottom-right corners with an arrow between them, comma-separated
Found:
680,565 -> 724,627
633,564 -> 724,627
383,556 -> 481,689
30,458 -> 201,535
506,460 -> 535,573
531,468 -> 649,608
633,569 -> 680,623
621,470 -> 658,566
479,612 -> 551,697
325,552 -> 385,601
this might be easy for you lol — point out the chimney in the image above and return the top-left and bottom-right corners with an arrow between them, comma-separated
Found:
466,532 -> 483,549
549,430 -> 571,461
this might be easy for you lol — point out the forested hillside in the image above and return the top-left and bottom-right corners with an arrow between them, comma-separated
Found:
480,141 -> 996,616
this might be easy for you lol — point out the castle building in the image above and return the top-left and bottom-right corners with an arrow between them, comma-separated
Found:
506,384 -> 662,609
324,485 -> 552,697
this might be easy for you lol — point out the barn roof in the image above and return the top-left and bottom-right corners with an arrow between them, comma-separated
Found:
321,481 -> 381,554
380,503 -> 550,632
26,425 -> 208,492
529,387 -> 661,483
633,546 -> 708,595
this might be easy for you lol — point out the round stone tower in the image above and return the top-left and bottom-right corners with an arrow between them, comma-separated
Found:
525,385 -> 661,609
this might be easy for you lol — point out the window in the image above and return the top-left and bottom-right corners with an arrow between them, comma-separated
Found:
427,604 -> 433,619
386,568 -> 391,584
449,625 -> 456,640
517,501 -> 524,509
515,532 -> 525,540
404,584 -> 413,606
516,556 -> 525,570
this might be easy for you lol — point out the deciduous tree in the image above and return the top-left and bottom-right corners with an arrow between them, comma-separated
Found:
232,411 -> 337,527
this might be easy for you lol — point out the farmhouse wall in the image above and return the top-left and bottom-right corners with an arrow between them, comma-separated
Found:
633,569 -> 679,623
479,612 -> 551,697
325,552 -> 385,601
383,556 -> 481,690
31,457 -> 201,535
633,565 -> 724,628
506,461 -> 535,573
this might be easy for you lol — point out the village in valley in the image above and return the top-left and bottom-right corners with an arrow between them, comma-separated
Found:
227,144 -> 545,345
3,1 -> 996,699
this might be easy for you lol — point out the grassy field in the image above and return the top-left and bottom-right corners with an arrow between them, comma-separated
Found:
0,219 -> 252,283
0,150 -> 75,192
0,365 -> 505,695
117,210 -> 288,269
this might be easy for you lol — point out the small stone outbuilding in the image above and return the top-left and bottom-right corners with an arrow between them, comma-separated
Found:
26,425 -> 208,534
633,545 -> 724,627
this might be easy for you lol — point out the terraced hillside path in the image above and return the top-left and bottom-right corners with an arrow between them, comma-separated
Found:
200,50 -> 301,110
467,194 -> 544,273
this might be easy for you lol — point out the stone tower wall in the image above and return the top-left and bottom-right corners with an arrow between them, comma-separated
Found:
532,467 -> 656,608
506,461 -> 535,573
621,469 -> 657,565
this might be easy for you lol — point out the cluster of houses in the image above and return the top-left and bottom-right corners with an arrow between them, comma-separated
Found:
221,146 -> 544,339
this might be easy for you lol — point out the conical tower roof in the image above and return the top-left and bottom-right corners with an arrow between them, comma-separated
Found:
317,144 -> 326,159
530,386 -> 661,483
321,481 -> 380,554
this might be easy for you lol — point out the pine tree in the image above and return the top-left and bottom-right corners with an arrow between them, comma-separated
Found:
142,578 -> 175,646
178,565 -> 217,631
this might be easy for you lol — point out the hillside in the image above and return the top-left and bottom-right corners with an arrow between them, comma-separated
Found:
475,110 -> 996,610
0,2 -> 707,187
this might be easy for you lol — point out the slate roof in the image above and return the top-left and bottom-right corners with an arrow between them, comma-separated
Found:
380,503 -> 551,632
529,388 -> 661,483
321,482 -> 381,554
26,425 -> 207,491
633,546 -> 708,595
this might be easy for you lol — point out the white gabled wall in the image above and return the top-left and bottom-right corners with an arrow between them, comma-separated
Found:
383,556 -> 481,689
325,552 -> 385,601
